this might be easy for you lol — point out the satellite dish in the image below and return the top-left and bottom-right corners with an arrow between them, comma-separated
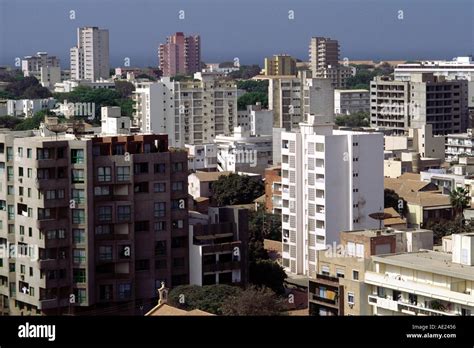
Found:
369,212 -> 393,230
46,124 -> 69,140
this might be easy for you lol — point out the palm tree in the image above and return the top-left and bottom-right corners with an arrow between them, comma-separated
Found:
449,187 -> 470,220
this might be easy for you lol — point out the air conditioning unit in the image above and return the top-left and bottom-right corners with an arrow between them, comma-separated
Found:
20,275 -> 25,280
20,236 -> 24,242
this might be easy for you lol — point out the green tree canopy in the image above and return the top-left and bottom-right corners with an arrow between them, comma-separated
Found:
211,174 -> 264,206
229,65 -> 262,79
249,259 -> 286,295
220,286 -> 287,316
384,188 -> 408,217
5,76 -> 52,99
168,284 -> 241,315
237,92 -> 268,110
14,109 -> 54,131
114,81 -> 135,98
236,80 -> 268,94
449,187 -> 470,218
335,111 -> 370,128
0,116 -> 22,129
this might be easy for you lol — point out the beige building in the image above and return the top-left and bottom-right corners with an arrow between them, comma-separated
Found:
334,89 -> 370,115
264,55 -> 297,76
366,233 -> 474,316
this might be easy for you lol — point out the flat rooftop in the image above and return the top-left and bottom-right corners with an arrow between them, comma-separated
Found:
372,250 -> 474,281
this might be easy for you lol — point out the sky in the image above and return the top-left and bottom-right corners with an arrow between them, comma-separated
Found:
0,0 -> 472,68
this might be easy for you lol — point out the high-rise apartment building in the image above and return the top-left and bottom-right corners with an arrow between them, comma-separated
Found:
370,73 -> 469,135
281,115 -> 384,276
70,27 -> 110,81
21,52 -> 60,77
132,74 -> 237,147
159,32 -> 201,77
309,37 -> 353,88
0,132 -> 189,315
268,71 -> 334,130
264,55 -> 297,76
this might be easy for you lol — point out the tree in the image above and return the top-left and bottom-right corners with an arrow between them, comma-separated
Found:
220,286 -> 287,316
335,111 -> 370,127
249,208 -> 282,241
168,284 -> 241,315
249,259 -> 286,295
236,80 -> 268,94
114,81 -> 135,98
237,92 -> 268,110
0,116 -> 22,129
229,65 -> 262,79
5,76 -> 52,99
211,174 -> 264,206
449,187 -> 470,218
384,189 -> 408,217
14,109 -> 53,131
426,218 -> 474,245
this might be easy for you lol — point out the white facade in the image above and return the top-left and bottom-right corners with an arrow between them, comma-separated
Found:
334,89 -> 370,115
54,79 -> 115,93
236,103 -> 273,136
185,144 -> 218,171
70,27 -> 110,81
39,66 -> 61,89
446,129 -> 474,161
21,52 -> 60,77
100,106 -> 130,135
281,115 -> 384,276
132,75 -> 238,148
6,98 -> 56,117
395,57 -> 474,82
366,235 -> 474,316
214,127 -> 272,175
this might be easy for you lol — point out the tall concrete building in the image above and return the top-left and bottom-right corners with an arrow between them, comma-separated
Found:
132,73 -> 237,147
370,73 -> 469,135
159,32 -> 201,77
70,27 -> 110,81
281,114 -> 384,276
21,52 -> 60,77
0,132 -> 189,315
268,71 -> 334,130
309,37 -> 353,88
264,55 -> 297,76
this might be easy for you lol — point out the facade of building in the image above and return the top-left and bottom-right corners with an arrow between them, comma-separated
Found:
21,52 -> 60,77
366,233 -> 474,316
5,98 -> 56,117
236,103 -> 273,136
268,72 -> 334,130
188,171 -> 232,200
185,144 -> 218,172
309,228 -> 433,316
334,89 -> 370,115
70,27 -> 110,81
188,207 -> 249,286
264,55 -> 297,76
446,129 -> 474,162
370,74 -> 469,135
264,166 -> 282,215
0,132 -> 189,315
308,37 -> 353,88
281,115 -> 384,276
214,127 -> 272,175
100,106 -> 130,136
132,75 -> 238,148
395,57 -> 474,82
159,32 -> 201,77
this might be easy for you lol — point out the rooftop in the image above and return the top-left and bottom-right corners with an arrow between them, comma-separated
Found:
372,250 -> 474,281
145,303 -> 214,316
192,171 -> 232,182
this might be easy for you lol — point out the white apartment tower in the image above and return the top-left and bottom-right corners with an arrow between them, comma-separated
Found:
70,27 -> 110,81
281,115 -> 384,277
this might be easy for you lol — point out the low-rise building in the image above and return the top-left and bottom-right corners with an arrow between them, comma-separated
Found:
185,144 -> 218,172
188,207 -> 249,286
188,171 -> 232,200
264,166 -> 282,215
366,233 -> 474,316
100,106 -> 130,135
4,98 -> 56,117
334,89 -> 370,115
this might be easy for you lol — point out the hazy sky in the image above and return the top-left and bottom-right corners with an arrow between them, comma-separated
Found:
0,0 -> 472,68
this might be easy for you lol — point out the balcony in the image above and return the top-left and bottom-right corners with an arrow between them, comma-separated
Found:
38,297 -> 59,310
368,295 -> 458,316
202,261 -> 240,273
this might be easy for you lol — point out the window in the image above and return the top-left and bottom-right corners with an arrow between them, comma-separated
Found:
135,259 -> 149,271
172,181 -> 184,191
352,270 -> 359,281
116,166 -> 130,181
37,148 -> 50,160
347,292 -> 355,305
154,221 -> 166,232
95,225 -> 111,235
154,202 -> 166,218
134,163 -> 148,174
27,168 -> 32,178
71,149 -> 84,164
99,284 -> 113,300
73,229 -> 86,243
134,221 -> 149,232
155,241 -> 167,256
72,169 -> 85,183
336,268 -> 345,278
321,265 -> 330,276
154,182 -> 166,193
355,243 -> 364,258
58,229 -> 66,239
171,237 -> 186,249
134,182 -> 148,193
18,167 -> 23,177
172,220 -> 184,229
74,289 -> 86,304
154,163 -> 166,173
94,186 -> 110,196
73,249 -> 86,264
118,283 -> 131,299
38,208 -> 51,220
70,189 -> 84,204
117,206 -> 131,221
171,199 -> 185,210
72,209 -> 85,224
27,148 -> 32,159
73,268 -> 86,283
98,206 -> 112,222
99,246 -> 113,261
172,162 -> 184,172
97,167 -> 111,182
